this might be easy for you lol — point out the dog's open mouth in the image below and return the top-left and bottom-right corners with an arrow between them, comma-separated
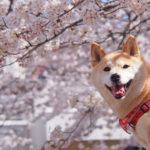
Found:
105,80 -> 132,99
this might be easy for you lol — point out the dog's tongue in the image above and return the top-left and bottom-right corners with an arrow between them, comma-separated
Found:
112,85 -> 125,98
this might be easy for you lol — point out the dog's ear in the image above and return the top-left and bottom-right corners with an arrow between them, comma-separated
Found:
123,35 -> 140,57
91,42 -> 106,67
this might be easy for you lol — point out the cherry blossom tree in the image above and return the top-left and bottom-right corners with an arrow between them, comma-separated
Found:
0,0 -> 150,149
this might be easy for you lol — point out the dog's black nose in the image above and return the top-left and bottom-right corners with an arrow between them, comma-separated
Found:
111,73 -> 120,83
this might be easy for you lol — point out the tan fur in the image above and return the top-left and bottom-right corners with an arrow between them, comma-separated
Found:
91,35 -> 150,149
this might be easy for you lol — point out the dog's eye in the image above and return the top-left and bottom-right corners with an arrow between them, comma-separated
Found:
104,67 -> 111,72
123,64 -> 130,69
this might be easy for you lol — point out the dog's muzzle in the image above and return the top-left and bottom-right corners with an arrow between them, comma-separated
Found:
105,79 -> 132,99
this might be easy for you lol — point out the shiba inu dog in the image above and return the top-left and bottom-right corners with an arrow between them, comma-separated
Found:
91,35 -> 150,149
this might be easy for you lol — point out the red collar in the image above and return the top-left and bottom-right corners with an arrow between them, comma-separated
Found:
119,100 -> 150,134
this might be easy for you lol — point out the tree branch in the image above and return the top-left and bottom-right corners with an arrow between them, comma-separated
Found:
6,0 -> 14,16
0,19 -> 83,68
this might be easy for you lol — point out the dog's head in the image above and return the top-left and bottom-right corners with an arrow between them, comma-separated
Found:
91,36 -> 149,105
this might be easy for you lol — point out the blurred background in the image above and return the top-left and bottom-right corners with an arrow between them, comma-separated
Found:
0,0 -> 150,150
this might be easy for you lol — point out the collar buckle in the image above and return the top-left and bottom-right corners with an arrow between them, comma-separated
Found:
140,103 -> 149,113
